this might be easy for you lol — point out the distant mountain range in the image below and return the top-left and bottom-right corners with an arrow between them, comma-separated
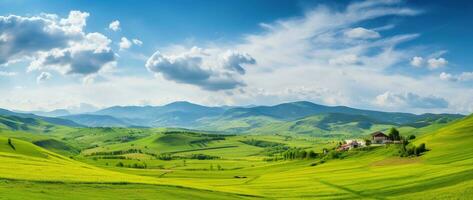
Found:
0,108 -> 82,128
0,101 -> 464,136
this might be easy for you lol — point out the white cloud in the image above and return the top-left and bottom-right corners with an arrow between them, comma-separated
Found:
440,71 -> 473,82
410,56 -> 447,70
108,20 -> 120,31
410,56 -> 424,67
0,12 -> 82,65
0,71 -> 16,76
220,50 -> 256,74
329,54 -> 360,66
439,72 -> 456,81
145,46 -> 255,90
3,1 -> 472,114
375,91 -> 448,109
344,27 -> 380,39
60,10 -> 89,33
0,11 -> 116,77
427,57 -> 447,69
28,32 -> 115,75
36,72 -> 52,83
119,37 -> 132,50
132,39 -> 143,46
459,72 -> 473,81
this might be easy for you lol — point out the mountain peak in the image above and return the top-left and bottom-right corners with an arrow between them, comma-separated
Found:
165,101 -> 196,107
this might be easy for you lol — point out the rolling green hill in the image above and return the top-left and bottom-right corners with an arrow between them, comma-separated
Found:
0,112 -> 472,199
0,108 -> 83,127
53,101 -> 464,130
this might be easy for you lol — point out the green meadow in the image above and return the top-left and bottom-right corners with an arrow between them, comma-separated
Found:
0,114 -> 472,199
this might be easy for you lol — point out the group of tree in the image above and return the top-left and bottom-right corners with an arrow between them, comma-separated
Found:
115,161 -> 147,169
187,154 -> 219,160
209,164 -> 223,171
156,153 -> 219,160
89,148 -> 142,156
388,127 -> 401,141
281,148 -> 318,160
399,142 -> 427,157
241,139 -> 285,148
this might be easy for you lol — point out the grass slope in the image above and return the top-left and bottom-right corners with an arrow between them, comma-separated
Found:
0,113 -> 471,199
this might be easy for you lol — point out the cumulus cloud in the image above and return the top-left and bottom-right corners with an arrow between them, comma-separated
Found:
36,72 -> 52,83
220,50 -> 256,74
410,56 -> 447,69
29,32 -> 115,75
0,11 -> 116,76
119,37 -> 132,50
132,39 -> 143,46
108,20 -> 120,31
440,72 -> 473,82
145,47 -> 255,90
375,91 -> 448,109
0,13 -> 82,65
427,57 -> 447,69
344,27 -> 380,39
410,56 -> 424,67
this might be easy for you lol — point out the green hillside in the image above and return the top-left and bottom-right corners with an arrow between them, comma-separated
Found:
0,113 -> 472,199
197,113 -> 397,138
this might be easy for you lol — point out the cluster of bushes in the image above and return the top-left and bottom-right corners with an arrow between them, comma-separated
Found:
187,154 -> 219,160
96,155 -> 127,160
115,162 -> 147,169
163,131 -> 230,138
241,139 -> 284,148
189,137 -> 225,145
88,149 -> 142,156
263,145 -> 290,156
399,142 -> 427,157
157,153 -> 173,160
281,148 -> 318,160
156,153 -> 219,160
209,164 -> 223,171
241,139 -> 292,157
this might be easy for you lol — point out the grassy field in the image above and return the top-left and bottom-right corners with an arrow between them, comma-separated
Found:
0,114 -> 472,199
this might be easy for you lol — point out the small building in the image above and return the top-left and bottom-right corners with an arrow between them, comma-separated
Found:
345,139 -> 366,147
337,143 -> 351,151
338,140 -> 364,151
371,131 -> 390,144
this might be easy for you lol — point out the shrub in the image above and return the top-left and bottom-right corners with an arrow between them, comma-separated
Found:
116,162 -> 124,167
399,143 -> 427,157
158,153 -> 172,160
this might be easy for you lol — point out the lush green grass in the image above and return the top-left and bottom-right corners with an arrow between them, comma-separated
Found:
0,180 -> 257,200
0,114 -> 472,199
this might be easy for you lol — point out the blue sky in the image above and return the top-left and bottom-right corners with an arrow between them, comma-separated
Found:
0,0 -> 472,114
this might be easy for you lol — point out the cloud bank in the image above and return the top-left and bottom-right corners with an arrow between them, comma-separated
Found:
146,47 -> 255,90
0,11 -> 116,77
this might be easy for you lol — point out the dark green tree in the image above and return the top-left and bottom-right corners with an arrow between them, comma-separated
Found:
388,127 -> 400,141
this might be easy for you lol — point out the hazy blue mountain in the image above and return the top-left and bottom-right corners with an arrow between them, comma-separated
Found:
0,108 -> 83,127
93,101 -> 227,127
222,101 -> 464,124
17,109 -> 71,117
52,101 -> 464,130
59,114 -> 133,127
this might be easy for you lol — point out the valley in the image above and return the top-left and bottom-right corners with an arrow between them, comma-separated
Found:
0,102 -> 471,199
